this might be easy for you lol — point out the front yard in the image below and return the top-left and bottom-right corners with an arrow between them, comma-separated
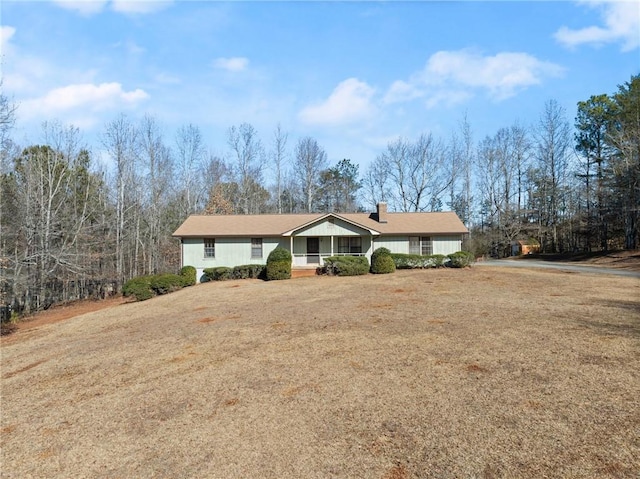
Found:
1,267 -> 638,478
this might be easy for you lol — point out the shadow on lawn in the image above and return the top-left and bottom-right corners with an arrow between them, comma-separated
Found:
576,300 -> 640,338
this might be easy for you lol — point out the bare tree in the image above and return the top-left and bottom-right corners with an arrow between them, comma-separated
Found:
138,114 -> 174,274
7,122 -> 106,311
448,115 -> 474,225
531,99 -> 573,252
227,123 -> 266,214
270,124 -> 289,214
102,114 -> 139,286
378,134 -> 451,212
293,136 -> 327,213
175,123 -> 206,217
363,155 -> 391,210
0,85 -> 17,312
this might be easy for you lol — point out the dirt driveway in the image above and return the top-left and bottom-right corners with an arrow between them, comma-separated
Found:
2,268 -> 639,478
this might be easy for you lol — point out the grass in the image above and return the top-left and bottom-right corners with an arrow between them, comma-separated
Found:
1,267 -> 639,478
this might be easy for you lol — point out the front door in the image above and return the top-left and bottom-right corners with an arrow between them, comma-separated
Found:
307,237 -> 320,264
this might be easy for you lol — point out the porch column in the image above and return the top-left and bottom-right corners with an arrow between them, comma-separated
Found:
369,234 -> 374,260
330,235 -> 334,257
290,236 -> 294,266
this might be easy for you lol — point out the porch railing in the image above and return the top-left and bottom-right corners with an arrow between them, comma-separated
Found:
292,253 -> 365,267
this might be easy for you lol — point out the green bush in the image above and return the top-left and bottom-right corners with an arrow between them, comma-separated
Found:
122,276 -> 154,301
180,265 -> 197,286
150,274 -> 187,294
391,253 -> 447,269
266,247 -> 292,280
321,255 -> 370,276
370,247 -> 395,274
203,267 -> 233,281
447,251 -> 475,268
232,264 -> 266,280
267,246 -> 292,262
123,272 -> 192,301
430,254 -> 447,268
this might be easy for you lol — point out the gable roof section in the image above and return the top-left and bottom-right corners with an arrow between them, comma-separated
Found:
281,213 -> 380,236
172,211 -> 468,238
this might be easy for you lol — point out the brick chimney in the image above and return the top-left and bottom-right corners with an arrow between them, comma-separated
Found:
376,202 -> 388,223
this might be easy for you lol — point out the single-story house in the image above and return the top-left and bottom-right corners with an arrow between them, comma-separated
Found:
172,203 -> 469,280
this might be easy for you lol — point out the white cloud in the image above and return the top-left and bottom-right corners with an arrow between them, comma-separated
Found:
1,27 -> 58,95
21,82 -> 148,122
1,25 -> 16,46
555,1 -> 640,51
213,57 -> 249,72
384,49 -> 564,107
299,78 -> 376,127
383,80 -> 424,104
426,50 -> 564,99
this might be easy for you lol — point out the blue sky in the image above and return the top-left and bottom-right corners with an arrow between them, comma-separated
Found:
1,0 -> 639,175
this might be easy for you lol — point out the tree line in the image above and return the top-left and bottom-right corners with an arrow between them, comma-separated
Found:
0,75 -> 638,314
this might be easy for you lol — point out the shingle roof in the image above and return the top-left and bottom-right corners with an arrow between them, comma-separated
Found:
172,211 -> 468,237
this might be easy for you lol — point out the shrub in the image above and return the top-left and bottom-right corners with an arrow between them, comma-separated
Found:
391,253 -> 447,269
447,251 -> 475,268
232,264 -> 266,280
203,267 -> 233,281
123,273 -> 190,301
266,247 -> 292,280
122,276 -> 154,301
150,274 -> 187,294
180,265 -> 197,286
370,247 -> 395,274
320,256 -> 370,276
430,254 -> 447,268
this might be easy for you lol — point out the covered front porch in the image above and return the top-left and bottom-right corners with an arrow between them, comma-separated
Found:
282,214 -> 380,270
290,235 -> 372,268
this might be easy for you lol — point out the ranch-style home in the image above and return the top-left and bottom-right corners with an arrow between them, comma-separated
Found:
173,203 -> 468,280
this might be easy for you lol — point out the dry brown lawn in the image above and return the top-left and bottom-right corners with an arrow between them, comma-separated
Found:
1,267 -> 639,478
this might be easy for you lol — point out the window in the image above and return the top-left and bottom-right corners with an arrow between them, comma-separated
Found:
204,238 -> 215,258
409,236 -> 432,255
421,236 -> 433,256
338,237 -> 362,254
251,238 -> 263,258
409,236 -> 420,255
